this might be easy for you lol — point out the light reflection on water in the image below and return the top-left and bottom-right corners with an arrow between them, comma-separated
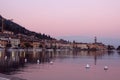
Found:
0,50 -> 120,80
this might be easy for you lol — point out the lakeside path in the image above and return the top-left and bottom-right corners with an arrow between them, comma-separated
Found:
0,73 -> 26,80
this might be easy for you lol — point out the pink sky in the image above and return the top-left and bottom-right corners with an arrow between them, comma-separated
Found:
0,0 -> 120,39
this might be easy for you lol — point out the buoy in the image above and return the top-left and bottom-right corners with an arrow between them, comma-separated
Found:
50,61 -> 53,64
86,64 -> 90,68
25,58 -> 27,63
37,59 -> 40,64
5,56 -> 7,60
104,66 -> 108,70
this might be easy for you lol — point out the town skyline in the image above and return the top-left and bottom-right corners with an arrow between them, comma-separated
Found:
0,0 -> 120,46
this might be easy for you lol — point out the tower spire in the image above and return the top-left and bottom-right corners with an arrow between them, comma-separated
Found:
94,36 -> 97,43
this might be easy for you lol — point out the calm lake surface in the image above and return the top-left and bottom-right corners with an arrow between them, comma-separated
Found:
0,49 -> 120,80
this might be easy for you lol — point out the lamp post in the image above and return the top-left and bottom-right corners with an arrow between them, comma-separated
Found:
1,17 -> 4,33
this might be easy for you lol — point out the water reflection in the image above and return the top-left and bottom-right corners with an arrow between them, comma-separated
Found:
117,51 -> 120,55
107,50 -> 114,56
0,50 -> 26,74
0,49 -> 116,75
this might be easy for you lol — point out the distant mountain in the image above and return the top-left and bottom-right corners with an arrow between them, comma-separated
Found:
0,15 -> 54,40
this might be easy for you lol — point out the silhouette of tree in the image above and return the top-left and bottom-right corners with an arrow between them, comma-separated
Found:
39,44 -> 43,48
107,45 -> 115,50
6,43 -> 12,48
117,46 -> 120,50
24,43 -> 33,48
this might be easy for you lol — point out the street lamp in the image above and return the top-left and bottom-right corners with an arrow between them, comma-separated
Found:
1,17 -> 4,33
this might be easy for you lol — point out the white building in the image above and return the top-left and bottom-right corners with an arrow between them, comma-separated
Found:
76,43 -> 88,50
9,38 -> 20,48
0,37 -> 20,48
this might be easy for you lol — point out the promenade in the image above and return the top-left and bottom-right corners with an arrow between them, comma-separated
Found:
0,73 -> 25,80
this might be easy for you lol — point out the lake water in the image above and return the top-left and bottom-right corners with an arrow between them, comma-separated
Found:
0,50 -> 120,80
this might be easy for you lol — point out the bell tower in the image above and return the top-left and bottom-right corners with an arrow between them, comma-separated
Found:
94,36 -> 97,43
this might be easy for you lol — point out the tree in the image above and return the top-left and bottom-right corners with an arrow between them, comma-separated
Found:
107,45 -> 115,50
6,43 -> 12,48
39,44 -> 43,48
24,42 -> 33,48
117,46 -> 120,50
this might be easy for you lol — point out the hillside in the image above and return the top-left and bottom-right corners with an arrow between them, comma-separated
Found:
0,15 -> 54,40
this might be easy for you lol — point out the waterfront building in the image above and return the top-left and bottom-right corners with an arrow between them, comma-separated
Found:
32,40 -> 40,48
75,43 -> 88,50
0,39 -> 8,48
9,38 -> 20,48
3,30 -> 14,35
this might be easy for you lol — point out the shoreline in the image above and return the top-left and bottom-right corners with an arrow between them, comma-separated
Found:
0,73 -> 26,80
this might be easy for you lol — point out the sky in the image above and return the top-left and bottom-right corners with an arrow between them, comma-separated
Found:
0,0 -> 120,46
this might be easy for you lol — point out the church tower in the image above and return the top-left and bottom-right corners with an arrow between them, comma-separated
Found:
94,36 -> 97,43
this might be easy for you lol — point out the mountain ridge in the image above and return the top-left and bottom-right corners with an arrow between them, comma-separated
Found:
0,15 -> 54,40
